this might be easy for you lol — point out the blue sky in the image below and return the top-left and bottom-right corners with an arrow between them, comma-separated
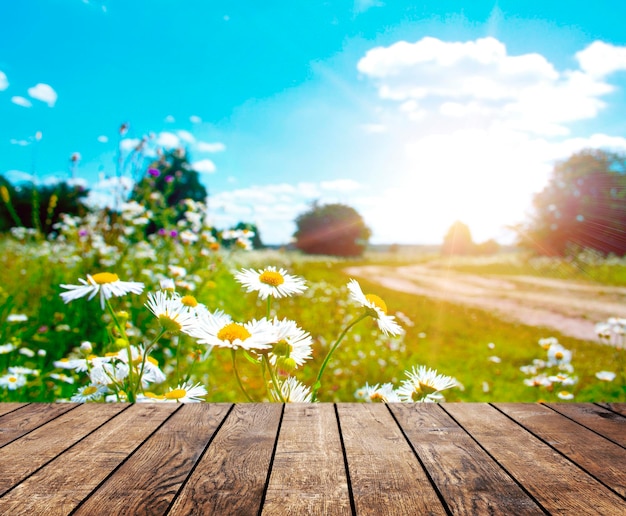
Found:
1,1 -> 626,245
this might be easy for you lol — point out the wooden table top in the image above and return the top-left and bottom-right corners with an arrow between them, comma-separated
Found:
0,402 -> 624,515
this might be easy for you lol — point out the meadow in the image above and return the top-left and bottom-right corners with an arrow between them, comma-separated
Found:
0,205 -> 624,404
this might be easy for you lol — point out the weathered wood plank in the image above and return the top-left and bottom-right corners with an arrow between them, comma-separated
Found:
262,403 -> 351,515
389,403 -> 543,514
0,403 -> 128,497
0,402 -> 77,447
168,403 -> 282,516
596,402 -> 626,417
0,402 -> 27,417
496,403 -> 626,498
73,403 -> 232,515
338,403 -> 447,515
0,403 -> 178,515
545,403 -> 626,447
443,403 -> 626,515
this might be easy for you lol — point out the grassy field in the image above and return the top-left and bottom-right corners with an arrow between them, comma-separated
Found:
0,230 -> 624,403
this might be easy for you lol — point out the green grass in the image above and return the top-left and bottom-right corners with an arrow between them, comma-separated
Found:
0,235 -> 624,403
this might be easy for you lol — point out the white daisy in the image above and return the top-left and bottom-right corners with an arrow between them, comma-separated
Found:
547,344 -> 572,366
396,365 -> 458,402
182,309 -> 276,351
70,384 -> 108,402
163,382 -> 207,403
279,376 -> 312,402
60,272 -> 144,309
145,290 -> 197,333
360,382 -> 400,403
347,279 -> 403,336
595,371 -> 616,382
0,373 -> 27,390
557,390 -> 575,400
268,318 -> 313,368
234,266 -> 307,300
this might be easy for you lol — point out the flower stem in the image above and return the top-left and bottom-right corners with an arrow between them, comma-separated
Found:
311,313 -> 369,402
105,299 -> 136,403
231,349 -> 254,402
263,354 -> 286,403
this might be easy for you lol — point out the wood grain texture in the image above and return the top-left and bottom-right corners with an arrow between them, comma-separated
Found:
443,403 -> 626,515
0,402 -> 77,446
389,403 -> 543,515
73,403 -> 232,516
0,402 -> 26,417
596,402 -> 626,417
0,403 -> 128,496
545,403 -> 626,447
262,403 -> 351,516
0,403 -> 178,515
338,403 -> 447,516
169,403 -> 282,516
496,403 -> 626,497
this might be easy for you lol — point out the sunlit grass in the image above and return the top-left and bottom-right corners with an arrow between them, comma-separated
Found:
0,230 -> 624,403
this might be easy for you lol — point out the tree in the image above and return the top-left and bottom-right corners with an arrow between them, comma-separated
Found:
519,149 -> 626,256
441,220 -> 474,255
0,176 -> 90,234
130,148 -> 208,233
293,202 -> 371,257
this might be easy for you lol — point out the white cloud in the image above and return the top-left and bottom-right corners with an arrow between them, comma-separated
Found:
0,71 -> 8,90
177,130 -> 195,144
192,158 -> 216,174
190,115 -> 202,124
156,131 -> 180,148
354,0 -> 384,14
27,83 -> 57,107
196,141 -> 226,153
5,170 -> 34,183
120,138 -> 141,152
11,96 -> 32,108
164,115 -> 175,123
357,36 -> 618,136
97,135 -> 109,143
10,139 -> 30,146
576,41 -> 626,78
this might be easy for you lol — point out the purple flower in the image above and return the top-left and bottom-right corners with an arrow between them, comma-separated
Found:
158,228 -> 167,236
164,175 -> 174,183
169,230 -> 178,238
148,168 -> 160,177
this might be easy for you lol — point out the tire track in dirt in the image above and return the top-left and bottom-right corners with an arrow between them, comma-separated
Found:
345,264 -> 626,342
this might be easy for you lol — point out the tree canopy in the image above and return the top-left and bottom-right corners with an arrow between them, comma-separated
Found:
293,202 -> 371,257
519,149 -> 626,256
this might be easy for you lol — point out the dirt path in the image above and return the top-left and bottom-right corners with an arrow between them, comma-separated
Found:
344,264 -> 626,342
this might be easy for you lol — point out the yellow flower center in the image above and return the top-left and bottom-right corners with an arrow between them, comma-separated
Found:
8,376 -> 18,383
83,385 -> 98,396
365,294 -> 387,314
158,314 -> 182,333
217,323 -> 251,343
91,272 -> 119,284
164,388 -> 187,400
555,351 -> 564,360
259,270 -> 284,287
369,392 -> 385,402
180,295 -> 198,307
144,391 -> 165,400
147,356 -> 159,367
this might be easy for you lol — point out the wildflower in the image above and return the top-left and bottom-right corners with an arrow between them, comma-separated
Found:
347,279 -> 403,336
60,272 -> 144,309
182,309 -> 276,351
547,344 -> 572,366
557,391 -> 574,400
7,313 -> 28,322
523,374 -> 552,387
268,318 -> 313,368
279,377 -> 312,402
595,371 -> 616,382
235,266 -> 307,300
71,384 -> 108,402
49,373 -> 75,384
0,343 -> 15,354
163,382 -> 207,403
0,372 -> 27,390
396,365 -> 457,402
359,382 -> 400,403
145,290 -> 197,333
